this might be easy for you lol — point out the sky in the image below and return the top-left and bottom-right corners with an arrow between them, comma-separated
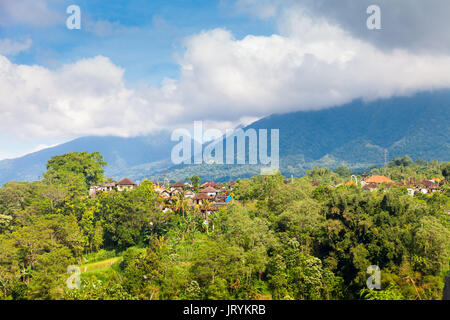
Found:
1,0 -> 450,159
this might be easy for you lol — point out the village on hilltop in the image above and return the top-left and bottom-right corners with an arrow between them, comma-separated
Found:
89,172 -> 448,218
89,179 -> 235,218
343,174 -> 444,196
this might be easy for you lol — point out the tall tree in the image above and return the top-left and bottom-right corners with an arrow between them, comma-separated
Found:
442,163 -> 450,180
44,152 -> 107,189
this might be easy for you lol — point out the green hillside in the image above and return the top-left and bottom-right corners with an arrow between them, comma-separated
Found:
0,90 -> 449,185
151,90 -> 450,182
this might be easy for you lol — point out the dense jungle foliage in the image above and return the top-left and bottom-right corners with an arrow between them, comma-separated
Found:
0,152 -> 449,300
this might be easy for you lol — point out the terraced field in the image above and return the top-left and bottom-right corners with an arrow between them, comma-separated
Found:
81,257 -> 122,274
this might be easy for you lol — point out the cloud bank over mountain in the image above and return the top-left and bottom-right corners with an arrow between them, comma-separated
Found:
1,1 -> 450,141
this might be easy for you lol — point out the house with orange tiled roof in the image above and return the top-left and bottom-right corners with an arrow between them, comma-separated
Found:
345,180 -> 357,186
364,175 -> 394,184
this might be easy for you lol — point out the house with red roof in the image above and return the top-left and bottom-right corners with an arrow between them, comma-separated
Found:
200,186 -> 218,197
193,192 -> 213,205
200,181 -> 219,189
89,177 -> 138,197
116,178 -> 137,191
171,182 -> 185,191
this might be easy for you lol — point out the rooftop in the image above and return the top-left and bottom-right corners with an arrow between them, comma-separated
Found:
117,178 -> 137,186
365,176 -> 394,184
193,193 -> 213,200
200,186 -> 218,193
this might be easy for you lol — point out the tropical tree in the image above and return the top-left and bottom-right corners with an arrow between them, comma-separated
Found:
43,152 -> 107,193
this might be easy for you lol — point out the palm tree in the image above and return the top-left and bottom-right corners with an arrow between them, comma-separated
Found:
21,266 -> 31,284
173,191 -> 188,218
202,200 -> 214,219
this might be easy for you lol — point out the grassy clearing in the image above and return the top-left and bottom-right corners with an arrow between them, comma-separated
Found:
80,257 -> 122,273
83,249 -> 120,264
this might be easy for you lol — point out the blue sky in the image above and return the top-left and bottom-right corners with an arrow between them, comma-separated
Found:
0,0 -> 278,159
1,0 -> 276,85
1,0 -> 449,160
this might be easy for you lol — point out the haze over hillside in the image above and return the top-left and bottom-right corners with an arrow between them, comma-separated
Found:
151,90 -> 450,182
0,90 -> 449,185
0,132 -> 176,185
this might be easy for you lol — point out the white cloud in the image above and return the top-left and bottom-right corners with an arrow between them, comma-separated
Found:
0,0 -> 63,27
0,143 -> 60,160
1,7 -> 450,140
0,55 -> 156,139
30,143 -> 59,153
170,9 -> 450,115
0,38 -> 32,56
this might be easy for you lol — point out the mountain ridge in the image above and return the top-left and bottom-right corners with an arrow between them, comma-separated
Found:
0,90 -> 449,184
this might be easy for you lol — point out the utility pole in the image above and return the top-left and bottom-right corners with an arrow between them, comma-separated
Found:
163,169 -> 168,187
384,149 -> 388,168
